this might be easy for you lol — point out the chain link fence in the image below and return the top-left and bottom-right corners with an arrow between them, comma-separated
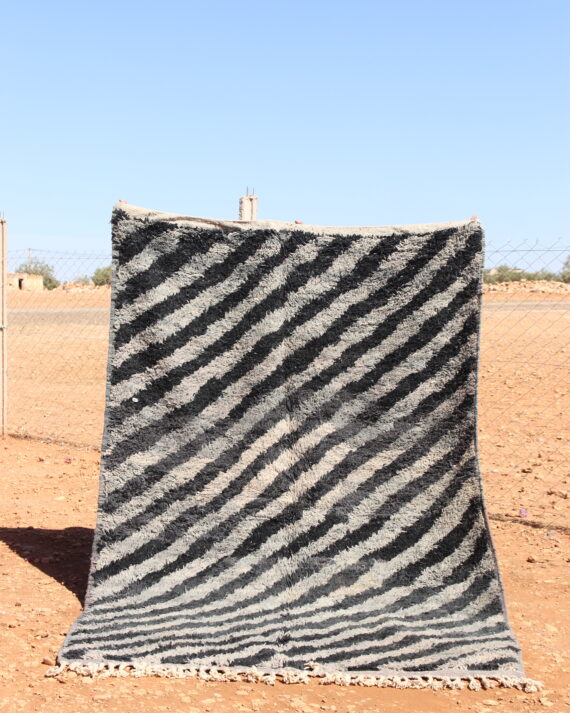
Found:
4,242 -> 569,529
6,249 -> 111,448
476,241 -> 569,531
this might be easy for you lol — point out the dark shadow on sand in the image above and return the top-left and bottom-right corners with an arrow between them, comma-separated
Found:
0,526 -> 93,604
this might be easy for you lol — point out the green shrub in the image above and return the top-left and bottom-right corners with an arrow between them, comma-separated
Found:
483,260 -> 569,284
483,265 -> 524,283
561,255 -> 570,284
92,265 -> 112,286
74,275 -> 92,285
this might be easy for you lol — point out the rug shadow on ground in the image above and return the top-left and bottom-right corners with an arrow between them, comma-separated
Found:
0,526 -> 93,603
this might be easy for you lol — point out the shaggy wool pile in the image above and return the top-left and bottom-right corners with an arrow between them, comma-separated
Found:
54,203 -> 534,689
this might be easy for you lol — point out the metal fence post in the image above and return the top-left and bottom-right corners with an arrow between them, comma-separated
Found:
0,218 -> 7,437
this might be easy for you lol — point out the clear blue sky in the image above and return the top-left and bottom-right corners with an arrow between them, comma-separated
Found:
1,0 -> 568,264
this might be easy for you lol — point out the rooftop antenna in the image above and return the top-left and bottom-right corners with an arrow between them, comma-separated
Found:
239,189 -> 258,221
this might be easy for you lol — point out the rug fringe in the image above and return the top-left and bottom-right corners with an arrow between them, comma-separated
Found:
45,662 -> 542,692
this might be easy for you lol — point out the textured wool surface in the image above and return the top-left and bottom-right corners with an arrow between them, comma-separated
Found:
57,203 -> 526,683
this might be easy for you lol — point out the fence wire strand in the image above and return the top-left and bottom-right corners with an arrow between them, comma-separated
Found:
5,243 -> 569,529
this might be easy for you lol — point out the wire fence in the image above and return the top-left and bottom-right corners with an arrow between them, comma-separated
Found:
6,249 -> 111,449
4,242 -> 569,529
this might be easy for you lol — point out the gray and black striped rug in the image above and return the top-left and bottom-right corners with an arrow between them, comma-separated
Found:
54,203 -> 534,689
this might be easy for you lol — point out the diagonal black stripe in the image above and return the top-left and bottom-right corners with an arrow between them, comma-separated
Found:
353,635 -> 520,671
102,232 -> 479,517
282,493 -> 483,618
81,512 -> 497,655
105,227 -> 419,461
67,412 -> 474,640
132,481 -> 483,640
107,226 -> 477,460
93,301 -> 476,589
379,544 -> 498,620
161,647 -> 280,668
413,653 -> 520,673
199,627 -> 516,670
72,374 -> 477,641
283,616 -> 510,664
71,531 -> 493,648
111,210 -> 170,267
301,629 -> 517,668
110,226 -> 396,392
113,228 -> 277,351
110,229 -> 302,386
92,395 -> 475,618
213,446 -> 479,625
92,315 -> 476,622
110,230 -> 303,389
74,579 -> 497,668
113,221 -> 214,312
151,650 -> 520,671
94,598 -> 507,661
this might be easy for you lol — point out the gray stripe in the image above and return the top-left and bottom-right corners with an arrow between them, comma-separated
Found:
93,298 -> 476,590
57,210 -> 523,680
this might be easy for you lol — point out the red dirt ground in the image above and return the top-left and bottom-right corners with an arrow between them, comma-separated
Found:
0,437 -> 568,713
6,290 -> 569,526
1,286 -> 568,712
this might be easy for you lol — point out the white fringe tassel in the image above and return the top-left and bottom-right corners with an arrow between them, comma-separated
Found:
45,661 -> 542,692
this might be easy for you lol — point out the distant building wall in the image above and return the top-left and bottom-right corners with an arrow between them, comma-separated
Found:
7,273 -> 44,291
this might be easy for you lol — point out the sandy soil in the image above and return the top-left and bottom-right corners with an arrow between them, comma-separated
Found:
477,298 -> 569,528
0,437 -> 568,713
5,291 -> 569,527
1,287 -> 568,712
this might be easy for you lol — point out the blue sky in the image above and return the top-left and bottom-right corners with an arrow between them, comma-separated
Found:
1,1 -> 568,265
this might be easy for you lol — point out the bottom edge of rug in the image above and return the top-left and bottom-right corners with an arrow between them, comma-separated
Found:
47,661 -> 541,692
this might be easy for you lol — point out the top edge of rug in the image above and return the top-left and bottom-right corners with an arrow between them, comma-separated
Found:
113,202 -> 481,237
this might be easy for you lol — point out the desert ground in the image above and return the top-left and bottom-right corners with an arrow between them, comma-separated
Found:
0,283 -> 568,712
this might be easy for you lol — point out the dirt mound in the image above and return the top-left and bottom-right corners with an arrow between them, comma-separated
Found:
55,282 -> 110,292
484,280 -> 570,294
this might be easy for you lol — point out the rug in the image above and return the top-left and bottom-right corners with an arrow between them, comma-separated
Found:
52,203 -> 537,690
